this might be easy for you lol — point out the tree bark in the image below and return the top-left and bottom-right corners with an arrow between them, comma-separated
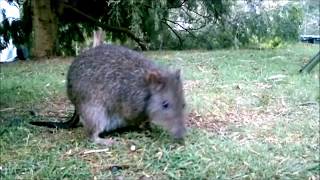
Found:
31,0 -> 58,58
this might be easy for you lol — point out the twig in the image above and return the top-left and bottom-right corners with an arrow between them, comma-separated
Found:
81,148 -> 110,155
165,18 -> 197,38
169,0 -> 188,8
164,18 -> 213,48
0,107 -> 15,112
161,20 -> 183,48
299,101 -> 318,106
182,5 -> 211,18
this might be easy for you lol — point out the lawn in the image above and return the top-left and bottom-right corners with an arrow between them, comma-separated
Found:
0,43 -> 319,179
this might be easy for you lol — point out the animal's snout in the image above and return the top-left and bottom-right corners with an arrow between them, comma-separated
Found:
171,125 -> 186,140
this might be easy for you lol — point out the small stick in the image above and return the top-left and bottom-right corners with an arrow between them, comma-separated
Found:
82,148 -> 110,155
0,107 -> 16,112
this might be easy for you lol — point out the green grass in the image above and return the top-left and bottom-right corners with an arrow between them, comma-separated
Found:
0,43 -> 319,179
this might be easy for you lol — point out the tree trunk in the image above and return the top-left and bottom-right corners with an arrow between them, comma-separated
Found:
31,0 -> 58,58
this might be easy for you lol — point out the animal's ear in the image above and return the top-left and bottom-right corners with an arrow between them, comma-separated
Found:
145,70 -> 165,90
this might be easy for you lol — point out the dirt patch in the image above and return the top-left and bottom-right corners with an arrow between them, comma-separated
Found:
187,111 -> 229,132
185,107 -> 270,133
33,96 -> 73,119
183,80 -> 203,91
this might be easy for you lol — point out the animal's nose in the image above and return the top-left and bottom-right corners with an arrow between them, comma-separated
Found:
173,126 -> 186,140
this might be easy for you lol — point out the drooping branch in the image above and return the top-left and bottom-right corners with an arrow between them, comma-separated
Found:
181,5 -> 211,19
165,18 -> 197,38
164,18 -> 213,49
63,3 -> 147,50
165,17 -> 207,32
161,20 -> 183,48
177,0 -> 188,8
168,0 -> 188,8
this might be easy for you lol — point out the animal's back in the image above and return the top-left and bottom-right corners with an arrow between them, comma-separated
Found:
67,44 -> 155,120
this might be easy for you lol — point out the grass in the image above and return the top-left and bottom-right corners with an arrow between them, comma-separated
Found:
0,43 -> 319,179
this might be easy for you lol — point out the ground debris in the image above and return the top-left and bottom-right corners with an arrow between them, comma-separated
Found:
266,74 -> 287,82
0,107 -> 16,112
81,148 -> 111,155
183,80 -> 202,91
187,111 -> 228,132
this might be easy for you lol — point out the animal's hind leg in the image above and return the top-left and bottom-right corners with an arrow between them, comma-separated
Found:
79,104 -> 114,146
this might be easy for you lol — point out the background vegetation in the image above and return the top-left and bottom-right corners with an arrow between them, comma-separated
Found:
1,0 -> 319,57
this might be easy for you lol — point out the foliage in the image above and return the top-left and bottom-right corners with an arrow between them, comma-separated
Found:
222,2 -> 303,48
162,2 -> 304,50
0,0 -> 309,55
301,0 -> 320,35
39,0 -> 230,54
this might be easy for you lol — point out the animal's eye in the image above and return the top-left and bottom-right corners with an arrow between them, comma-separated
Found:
162,101 -> 169,109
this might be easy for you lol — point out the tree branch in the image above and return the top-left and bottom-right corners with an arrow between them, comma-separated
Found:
63,3 -> 147,50
165,18 -> 213,49
164,18 -> 196,38
161,20 -> 183,48
178,0 -> 188,7
168,0 -> 188,8
165,17 -> 207,32
182,5 -> 211,19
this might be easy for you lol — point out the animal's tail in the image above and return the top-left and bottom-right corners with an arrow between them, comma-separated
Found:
29,110 -> 80,129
